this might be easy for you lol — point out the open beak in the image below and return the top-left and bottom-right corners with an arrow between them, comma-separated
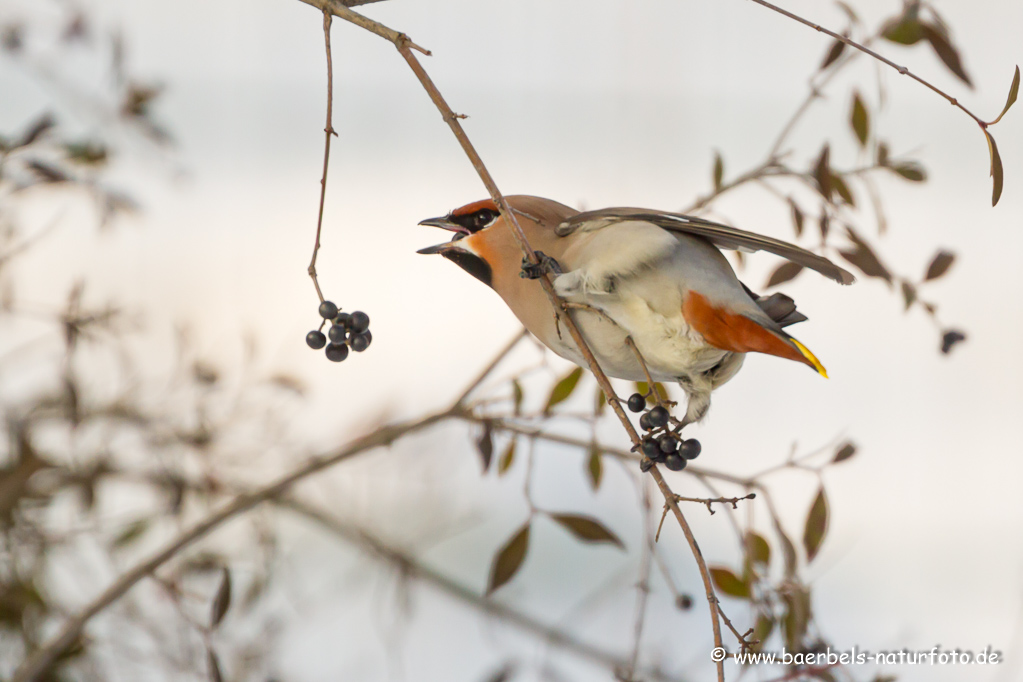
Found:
417,215 -> 471,255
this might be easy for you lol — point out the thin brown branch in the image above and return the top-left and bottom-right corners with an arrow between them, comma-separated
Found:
12,406 -> 458,682
306,10 -> 336,303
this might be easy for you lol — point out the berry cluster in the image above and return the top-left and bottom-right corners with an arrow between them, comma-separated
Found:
627,392 -> 701,472
305,300 -> 372,362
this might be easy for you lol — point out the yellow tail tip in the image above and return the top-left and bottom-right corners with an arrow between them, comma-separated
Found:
791,338 -> 828,378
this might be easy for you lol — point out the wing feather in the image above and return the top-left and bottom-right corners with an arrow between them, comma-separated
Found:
557,208 -> 855,285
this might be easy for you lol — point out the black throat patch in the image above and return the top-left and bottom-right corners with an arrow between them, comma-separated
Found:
442,250 -> 493,288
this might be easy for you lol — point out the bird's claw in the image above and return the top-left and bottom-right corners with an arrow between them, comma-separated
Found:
520,251 -> 562,279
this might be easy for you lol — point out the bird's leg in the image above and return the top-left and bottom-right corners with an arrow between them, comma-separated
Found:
519,251 -> 563,279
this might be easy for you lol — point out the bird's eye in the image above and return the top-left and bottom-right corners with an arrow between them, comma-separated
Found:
474,209 -> 496,229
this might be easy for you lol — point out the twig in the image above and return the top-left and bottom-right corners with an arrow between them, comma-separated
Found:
655,494 -> 757,542
306,10 -> 337,303
716,602 -> 756,653
11,406 -> 458,682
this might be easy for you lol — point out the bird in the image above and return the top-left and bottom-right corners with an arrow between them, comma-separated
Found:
418,196 -> 853,424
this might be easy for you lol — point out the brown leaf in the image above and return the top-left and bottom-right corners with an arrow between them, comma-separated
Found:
803,487 -> 829,562
812,144 -> 832,202
498,439 -> 516,476
820,39 -> 846,70
819,211 -> 830,242
890,162 -> 927,182
712,151 -> 724,192
586,443 -> 603,491
990,65 -> 1020,126
765,262 -> 804,289
551,513 -> 624,549
113,518 -> 150,548
487,523 -> 531,594
840,227 -> 892,283
594,388 -> 606,417
985,130 -> 1004,207
924,250 -> 955,281
476,420 -> 494,472
832,441 -> 857,463
901,281 -> 917,310
745,531 -> 771,566
941,329 -> 966,354
850,91 -> 869,146
921,22 -> 972,87
511,379 -> 523,416
752,612 -> 774,651
210,566 -> 232,628
709,566 -> 750,599
782,584 -> 812,650
876,142 -> 890,167
543,366 -> 583,414
831,172 -> 856,206
788,197 -> 804,237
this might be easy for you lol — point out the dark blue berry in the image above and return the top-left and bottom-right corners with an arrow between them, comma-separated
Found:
318,300 -> 338,320
639,412 -> 653,431
328,324 -> 347,343
306,330 -> 326,349
648,406 -> 669,428
349,311 -> 370,334
658,434 -> 677,454
325,343 -> 349,362
680,439 -> 702,460
334,311 -> 351,328
664,453 -> 686,471
350,332 -> 371,352
627,393 -> 646,413
641,439 -> 661,460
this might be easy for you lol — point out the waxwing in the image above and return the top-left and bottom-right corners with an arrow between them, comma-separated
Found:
418,196 -> 854,424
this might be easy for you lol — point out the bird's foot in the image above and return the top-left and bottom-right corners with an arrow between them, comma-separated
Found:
519,251 -> 562,279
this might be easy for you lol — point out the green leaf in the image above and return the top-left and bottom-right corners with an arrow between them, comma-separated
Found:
709,566 -> 750,599
498,439 -> 516,475
64,141 -> 108,165
634,381 -> 669,403
820,39 -> 845,71
990,65 -> 1020,126
803,487 -> 829,562
921,22 -> 972,87
477,420 -> 494,472
812,144 -> 832,201
890,162 -> 927,182
833,441 -> 857,463
511,379 -> 523,416
782,584 -> 811,650
924,250 -> 955,281
745,531 -> 771,566
901,281 -> 917,311
764,262 -> 804,289
985,130 -> 1004,206
850,91 -> 869,146
586,443 -> 603,491
752,612 -> 774,652
594,388 -> 606,417
487,523 -> 530,594
210,566 -> 232,628
551,513 -> 624,549
788,198 -> 804,238
712,151 -> 724,192
881,10 -> 923,45
543,366 -> 583,414
876,142 -> 890,167
831,172 -> 856,207
113,518 -> 150,548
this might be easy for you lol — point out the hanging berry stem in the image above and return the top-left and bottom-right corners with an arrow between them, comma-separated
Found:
308,9 -> 338,304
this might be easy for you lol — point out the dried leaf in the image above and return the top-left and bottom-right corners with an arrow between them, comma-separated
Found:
543,366 -> 583,414
487,523 -> 530,594
210,566 -> 232,628
511,379 -> 523,416
788,198 -> 804,238
990,65 -> 1020,126
803,487 -> 829,562
594,388 -> 606,417
476,420 -> 494,472
782,585 -> 811,649
850,91 -> 869,146
765,262 -> 804,289
901,281 -> 917,310
551,513 -> 624,549
498,439 -> 516,476
877,142 -> 890,167
813,145 -> 832,201
586,443 -> 603,491
921,22 -> 972,87
713,151 -> 724,192
840,227 -> 892,283
831,172 -> 856,206
890,162 -> 927,182
833,441 -> 857,463
745,531 -> 771,566
984,130 -> 1004,206
924,250 -> 955,281
709,566 -> 750,599
818,211 -> 830,242
941,329 -> 966,354
820,39 -> 846,70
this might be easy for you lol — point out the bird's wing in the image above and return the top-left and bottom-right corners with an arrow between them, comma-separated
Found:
557,208 -> 855,286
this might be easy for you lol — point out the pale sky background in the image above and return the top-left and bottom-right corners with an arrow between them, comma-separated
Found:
2,0 -> 1023,680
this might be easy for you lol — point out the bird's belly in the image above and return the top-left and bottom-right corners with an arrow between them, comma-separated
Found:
551,295 -> 729,383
